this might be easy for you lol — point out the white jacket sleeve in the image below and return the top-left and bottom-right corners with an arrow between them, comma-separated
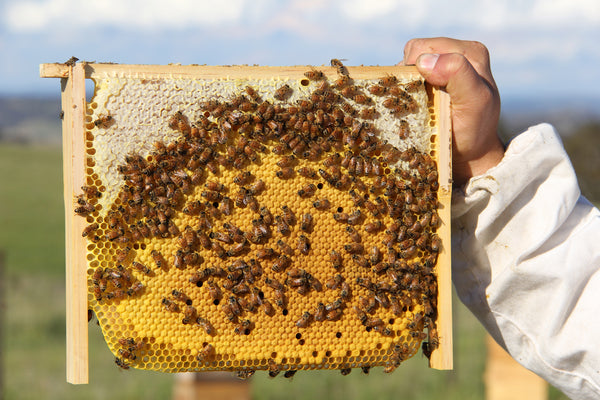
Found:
451,123 -> 600,399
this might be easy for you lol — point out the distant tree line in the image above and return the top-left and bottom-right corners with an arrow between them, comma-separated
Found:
499,120 -> 600,205
562,122 -> 600,205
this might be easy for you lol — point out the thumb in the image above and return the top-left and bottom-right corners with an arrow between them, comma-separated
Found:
415,52 -> 494,110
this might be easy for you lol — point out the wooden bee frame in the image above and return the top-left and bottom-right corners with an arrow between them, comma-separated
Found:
41,62 -> 453,384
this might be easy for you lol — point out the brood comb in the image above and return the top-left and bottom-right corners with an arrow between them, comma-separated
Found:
40,61 -> 452,383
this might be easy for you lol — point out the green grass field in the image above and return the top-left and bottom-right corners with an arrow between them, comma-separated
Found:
0,143 -> 568,399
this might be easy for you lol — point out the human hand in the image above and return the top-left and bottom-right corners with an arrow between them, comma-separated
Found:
401,37 -> 505,187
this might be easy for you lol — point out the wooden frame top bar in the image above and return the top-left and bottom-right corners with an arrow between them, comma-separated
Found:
41,63 -> 421,80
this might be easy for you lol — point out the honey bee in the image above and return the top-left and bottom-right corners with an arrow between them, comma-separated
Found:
339,281 -> 351,301
234,319 -> 254,335
340,85 -> 355,98
325,273 -> 343,290
364,220 -> 383,233
355,296 -> 377,314
81,185 -> 102,199
271,254 -> 291,273
74,200 -> 95,216
236,370 -> 256,380
430,235 -> 442,252
171,289 -> 191,304
359,107 -> 377,120
274,215 -> 291,236
274,84 -> 293,101
297,183 -> 317,198
162,298 -> 179,312
333,75 -> 351,89
283,370 -> 297,379
276,167 -> 294,179
304,68 -> 325,81
197,317 -> 216,336
379,74 -> 398,87
127,282 -> 144,296
205,280 -> 222,302
300,213 -> 313,232
403,79 -> 423,92
93,286 -> 103,301
254,247 -> 275,260
312,198 -> 330,210
273,290 -> 287,309
326,308 -> 343,321
92,266 -> 104,281
261,298 -> 275,316
330,58 -> 348,76
233,171 -> 252,186
93,114 -> 114,129
245,85 -> 261,102
182,200 -> 204,216
344,243 -> 364,254
297,235 -> 310,255
267,359 -> 281,378
276,239 -> 294,256
115,357 -> 130,370
182,305 -> 197,324
131,261 -> 152,275
368,84 -> 387,96
345,226 -> 361,243
295,311 -> 312,328
114,247 -> 130,264
353,93 -> 371,105
369,246 -> 381,265
280,205 -> 296,225
196,343 -> 215,362
248,179 -> 265,196
340,368 -> 351,376
227,238 -> 248,257
205,180 -> 226,192
297,166 -> 318,179
329,250 -> 343,269
276,155 -> 295,169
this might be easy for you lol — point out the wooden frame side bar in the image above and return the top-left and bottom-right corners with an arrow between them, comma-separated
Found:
429,90 -> 453,370
61,63 -> 89,384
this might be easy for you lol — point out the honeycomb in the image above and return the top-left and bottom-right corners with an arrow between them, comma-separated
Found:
76,63 -> 444,377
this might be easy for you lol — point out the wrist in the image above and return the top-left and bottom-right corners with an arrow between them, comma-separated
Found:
453,138 -> 505,187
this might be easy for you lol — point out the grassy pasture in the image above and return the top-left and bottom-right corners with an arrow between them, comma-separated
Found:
0,143 -> 568,399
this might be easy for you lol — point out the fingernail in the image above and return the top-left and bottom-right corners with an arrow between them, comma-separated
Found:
417,53 -> 439,71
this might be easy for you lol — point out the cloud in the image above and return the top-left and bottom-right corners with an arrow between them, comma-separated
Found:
5,0 -> 600,37
1,0 -> 599,97
4,0 -> 246,32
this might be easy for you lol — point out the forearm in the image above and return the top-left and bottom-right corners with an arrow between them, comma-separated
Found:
451,123 -> 600,399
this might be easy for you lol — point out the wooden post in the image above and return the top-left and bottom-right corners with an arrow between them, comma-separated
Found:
485,335 -> 547,400
60,62 -> 89,384
172,372 -> 251,400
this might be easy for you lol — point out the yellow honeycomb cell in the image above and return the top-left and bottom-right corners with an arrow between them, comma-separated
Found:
76,64 -> 443,376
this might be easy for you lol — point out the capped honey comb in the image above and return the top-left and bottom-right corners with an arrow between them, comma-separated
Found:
44,61 -> 452,379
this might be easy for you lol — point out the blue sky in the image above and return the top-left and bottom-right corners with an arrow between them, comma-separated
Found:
1,0 -> 599,101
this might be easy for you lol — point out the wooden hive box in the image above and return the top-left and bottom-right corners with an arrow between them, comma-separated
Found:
41,61 -> 452,384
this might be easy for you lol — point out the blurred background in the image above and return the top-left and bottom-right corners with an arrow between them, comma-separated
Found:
1,0 -> 598,399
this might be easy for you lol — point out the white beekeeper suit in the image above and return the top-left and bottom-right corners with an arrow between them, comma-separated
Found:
451,123 -> 600,399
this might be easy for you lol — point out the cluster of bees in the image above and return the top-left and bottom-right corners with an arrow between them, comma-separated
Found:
80,60 -> 440,376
